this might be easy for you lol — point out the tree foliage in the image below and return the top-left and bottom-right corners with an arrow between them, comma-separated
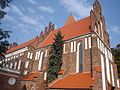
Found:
0,0 -> 12,19
47,31 -> 64,83
111,43 -> 120,78
0,29 -> 11,57
0,0 -> 12,59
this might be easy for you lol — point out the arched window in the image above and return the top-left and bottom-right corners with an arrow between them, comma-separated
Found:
76,42 -> 84,73
95,23 -> 97,31
100,20 -> 104,40
14,62 -> 17,69
38,52 -> 44,70
79,43 -> 83,72
17,60 -> 21,70
41,53 -> 45,69
98,21 -> 101,35
101,54 -> 106,90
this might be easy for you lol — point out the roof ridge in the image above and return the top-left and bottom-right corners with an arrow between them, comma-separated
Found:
6,37 -> 36,54
7,16 -> 90,52
65,15 -> 76,25
39,16 -> 91,48
63,16 -> 90,28
37,30 -> 55,49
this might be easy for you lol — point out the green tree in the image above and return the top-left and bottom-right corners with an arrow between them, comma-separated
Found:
0,0 -> 12,59
47,31 -> 64,83
0,0 -> 12,18
111,43 -> 120,78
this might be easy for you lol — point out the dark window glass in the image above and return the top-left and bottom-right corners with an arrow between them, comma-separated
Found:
79,43 -> 83,72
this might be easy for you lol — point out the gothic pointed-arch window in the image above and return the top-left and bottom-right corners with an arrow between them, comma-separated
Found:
76,42 -> 84,73
38,52 -> 44,70
100,19 -> 104,40
98,21 -> 101,35
41,53 -> 45,69
95,23 -> 97,32
79,42 -> 83,72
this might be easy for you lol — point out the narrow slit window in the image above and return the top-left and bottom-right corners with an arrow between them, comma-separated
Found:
79,43 -> 83,72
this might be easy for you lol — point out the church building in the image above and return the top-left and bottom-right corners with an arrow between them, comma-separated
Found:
0,0 -> 120,90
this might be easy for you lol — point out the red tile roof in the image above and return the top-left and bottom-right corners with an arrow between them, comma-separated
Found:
39,16 -> 91,48
48,72 -> 94,89
6,37 -> 37,54
6,16 -> 91,53
20,72 -> 40,81
58,69 -> 65,75
65,15 -> 76,25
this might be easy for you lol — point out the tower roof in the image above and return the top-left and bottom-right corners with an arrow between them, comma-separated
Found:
65,15 -> 76,25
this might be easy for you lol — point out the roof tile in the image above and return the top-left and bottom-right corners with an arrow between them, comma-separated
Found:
7,16 -> 91,53
65,15 -> 76,25
6,37 -> 37,54
20,72 -> 40,81
48,72 -> 94,89
40,16 -> 91,48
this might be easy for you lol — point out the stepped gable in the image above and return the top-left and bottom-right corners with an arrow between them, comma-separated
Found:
48,72 -> 95,89
6,22 -> 55,54
39,16 -> 91,48
6,16 -> 90,52
65,15 -> 76,25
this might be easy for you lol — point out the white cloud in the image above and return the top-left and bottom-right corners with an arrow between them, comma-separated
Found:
39,5 -> 54,13
22,29 -> 30,34
19,23 -> 28,28
11,5 -> 23,16
10,5 -> 39,27
20,16 -> 38,26
4,15 -> 14,21
19,16 -> 43,33
37,15 -> 45,20
28,7 -> 35,14
19,23 -> 36,34
6,3 -> 46,35
20,6 -> 25,12
110,26 -> 120,34
27,0 -> 37,5
60,0 -> 92,18
18,23 -> 29,34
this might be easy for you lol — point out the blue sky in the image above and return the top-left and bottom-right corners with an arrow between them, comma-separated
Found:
1,0 -> 120,48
